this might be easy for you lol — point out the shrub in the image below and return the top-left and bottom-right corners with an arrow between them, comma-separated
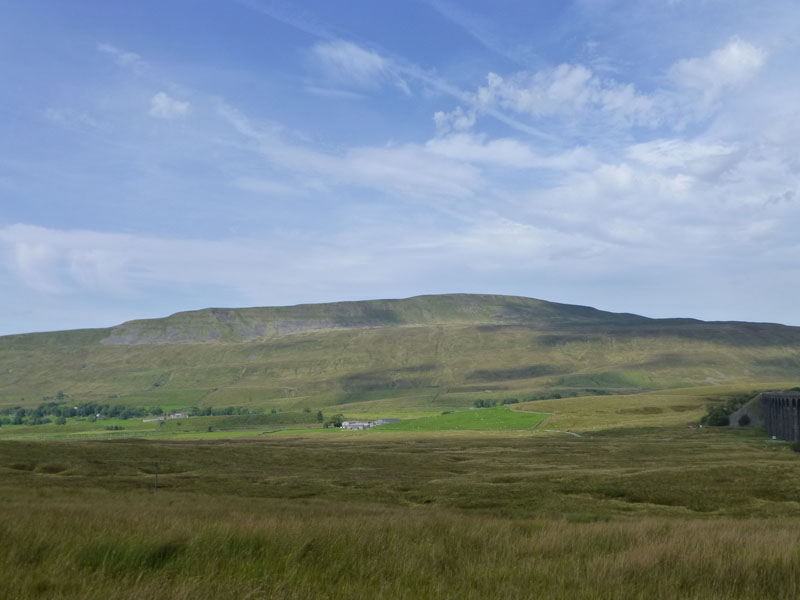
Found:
700,394 -> 753,427
323,414 -> 344,428
701,406 -> 730,427
55,416 -> 67,426
738,414 -> 751,427
473,399 -> 497,409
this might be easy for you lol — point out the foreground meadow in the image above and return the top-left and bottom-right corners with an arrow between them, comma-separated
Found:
2,426 -> 800,599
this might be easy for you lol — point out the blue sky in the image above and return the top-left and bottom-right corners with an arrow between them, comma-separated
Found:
1,0 -> 799,334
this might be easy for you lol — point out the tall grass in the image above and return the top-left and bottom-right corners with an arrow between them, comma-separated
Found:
2,431 -> 800,598
2,493 -> 799,599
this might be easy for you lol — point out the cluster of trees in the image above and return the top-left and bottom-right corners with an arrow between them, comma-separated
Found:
187,406 -> 253,417
0,399 -> 165,427
0,394 -> 341,429
524,389 -> 614,402
322,413 -> 344,428
700,394 -> 753,427
473,398 -> 520,408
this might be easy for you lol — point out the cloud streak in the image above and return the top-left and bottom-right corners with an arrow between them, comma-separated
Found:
149,92 -> 190,119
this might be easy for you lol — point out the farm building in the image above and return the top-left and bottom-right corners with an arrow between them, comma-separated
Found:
341,419 -> 401,430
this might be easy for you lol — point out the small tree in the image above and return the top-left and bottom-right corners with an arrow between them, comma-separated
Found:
701,405 -> 730,427
324,414 -> 344,428
738,414 -> 751,427
55,416 -> 67,425
316,410 -> 324,423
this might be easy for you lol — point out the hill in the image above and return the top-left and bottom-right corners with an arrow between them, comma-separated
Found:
1,294 -> 799,412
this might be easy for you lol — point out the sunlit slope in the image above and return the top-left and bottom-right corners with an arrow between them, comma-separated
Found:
1,294 -> 799,408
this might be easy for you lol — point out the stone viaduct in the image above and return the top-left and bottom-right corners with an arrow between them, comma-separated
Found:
761,392 -> 800,442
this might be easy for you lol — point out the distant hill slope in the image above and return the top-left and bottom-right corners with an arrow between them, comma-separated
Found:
1,294 -> 798,409
99,294 -> 651,345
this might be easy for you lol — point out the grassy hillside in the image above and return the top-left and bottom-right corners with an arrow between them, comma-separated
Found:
1,294 -> 798,411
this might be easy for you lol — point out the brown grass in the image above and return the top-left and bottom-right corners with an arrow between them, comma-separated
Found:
2,430 -> 800,599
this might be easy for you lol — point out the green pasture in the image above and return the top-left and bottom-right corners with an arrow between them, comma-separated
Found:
0,411 -> 321,441
377,405 -> 549,432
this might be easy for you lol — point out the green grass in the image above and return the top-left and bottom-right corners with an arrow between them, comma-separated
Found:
377,405 -> 548,431
0,411 -> 323,441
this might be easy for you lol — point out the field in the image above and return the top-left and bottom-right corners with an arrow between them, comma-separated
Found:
2,380 -> 800,599
2,296 -> 800,597
374,405 -> 548,431
2,423 -> 800,599
0,382 -> 781,442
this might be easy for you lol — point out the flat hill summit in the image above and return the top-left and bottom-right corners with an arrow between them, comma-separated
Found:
1,294 -> 799,409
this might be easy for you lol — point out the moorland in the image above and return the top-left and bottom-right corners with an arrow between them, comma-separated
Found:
1,294 -> 799,598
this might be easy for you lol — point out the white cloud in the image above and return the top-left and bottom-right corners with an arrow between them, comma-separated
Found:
97,43 -> 148,74
627,138 -> 744,182
312,40 -> 385,84
4,238 -> 65,293
149,92 -> 190,119
435,37 -> 768,139
472,65 -> 656,126
425,132 -> 597,171
0,226 -> 129,294
0,219 -> 625,303
434,106 -> 476,134
669,37 -> 766,101
43,107 -> 98,128
217,103 -> 482,199
310,40 -> 410,94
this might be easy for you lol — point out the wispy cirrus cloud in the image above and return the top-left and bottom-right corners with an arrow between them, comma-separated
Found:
149,91 -> 190,119
309,40 -> 410,95
43,107 -> 99,129
216,103 -> 482,200
97,42 -> 148,74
